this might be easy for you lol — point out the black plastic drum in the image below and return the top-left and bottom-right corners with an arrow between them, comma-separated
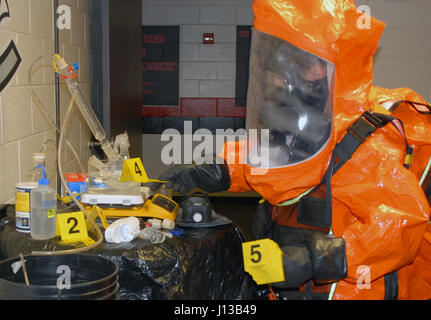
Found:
0,253 -> 119,300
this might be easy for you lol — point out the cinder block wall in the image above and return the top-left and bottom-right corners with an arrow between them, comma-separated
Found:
142,0 -> 253,98
356,0 -> 431,102
0,0 -> 92,205
141,0 -> 253,181
143,0 -> 431,102
142,0 -> 254,99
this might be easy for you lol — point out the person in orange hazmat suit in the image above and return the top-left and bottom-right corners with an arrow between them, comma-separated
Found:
158,0 -> 431,300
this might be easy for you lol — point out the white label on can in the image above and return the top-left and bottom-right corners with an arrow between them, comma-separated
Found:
15,183 -> 37,233
16,211 -> 31,233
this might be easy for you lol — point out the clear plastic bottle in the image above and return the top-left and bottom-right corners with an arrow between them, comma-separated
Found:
30,164 -> 57,240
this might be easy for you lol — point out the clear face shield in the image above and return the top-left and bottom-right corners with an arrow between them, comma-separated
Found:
246,30 -> 335,168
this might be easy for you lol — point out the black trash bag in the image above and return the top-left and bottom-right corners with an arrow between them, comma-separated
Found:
0,205 -> 258,300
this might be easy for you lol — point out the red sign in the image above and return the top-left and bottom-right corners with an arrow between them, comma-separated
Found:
203,33 -> 214,45
143,34 -> 165,44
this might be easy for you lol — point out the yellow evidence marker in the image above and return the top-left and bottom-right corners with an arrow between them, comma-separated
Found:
242,239 -> 285,285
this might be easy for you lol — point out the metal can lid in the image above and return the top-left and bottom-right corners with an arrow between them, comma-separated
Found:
16,182 -> 38,189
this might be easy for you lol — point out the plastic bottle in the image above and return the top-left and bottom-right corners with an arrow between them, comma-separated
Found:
105,217 -> 141,244
141,227 -> 166,244
31,153 -> 46,182
30,164 -> 57,240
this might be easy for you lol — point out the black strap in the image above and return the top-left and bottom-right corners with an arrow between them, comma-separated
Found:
306,111 -> 412,231
384,271 -> 399,300
389,100 -> 431,114
333,112 -> 389,173
304,280 -> 313,300
324,155 -> 335,228
426,182 -> 431,200
308,112 -> 389,230
333,111 -> 413,173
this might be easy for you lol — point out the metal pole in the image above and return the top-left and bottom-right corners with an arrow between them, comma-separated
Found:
54,0 -> 61,194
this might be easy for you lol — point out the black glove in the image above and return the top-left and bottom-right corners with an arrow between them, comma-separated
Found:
159,162 -> 231,195
306,232 -> 347,284
272,246 -> 313,289
269,229 -> 347,289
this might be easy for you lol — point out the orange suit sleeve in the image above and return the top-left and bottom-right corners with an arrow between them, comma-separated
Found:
219,140 -> 253,193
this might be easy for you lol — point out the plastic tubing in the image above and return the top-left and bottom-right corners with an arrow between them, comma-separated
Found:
29,57 -> 87,211
28,55 -> 86,178
31,94 -> 104,256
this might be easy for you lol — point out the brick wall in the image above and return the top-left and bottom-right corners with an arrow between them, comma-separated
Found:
0,0 -> 92,204
141,0 -> 252,136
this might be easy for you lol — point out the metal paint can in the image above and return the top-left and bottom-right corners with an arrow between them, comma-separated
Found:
15,183 -> 38,233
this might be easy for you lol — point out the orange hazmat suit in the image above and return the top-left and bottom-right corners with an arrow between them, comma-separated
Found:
221,0 -> 431,300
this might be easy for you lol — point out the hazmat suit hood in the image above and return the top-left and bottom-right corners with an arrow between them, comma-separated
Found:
233,0 -> 386,205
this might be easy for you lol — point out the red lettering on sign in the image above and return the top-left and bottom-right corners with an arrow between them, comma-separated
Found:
143,34 -> 165,44
142,48 -> 147,57
239,30 -> 251,38
142,62 -> 178,72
